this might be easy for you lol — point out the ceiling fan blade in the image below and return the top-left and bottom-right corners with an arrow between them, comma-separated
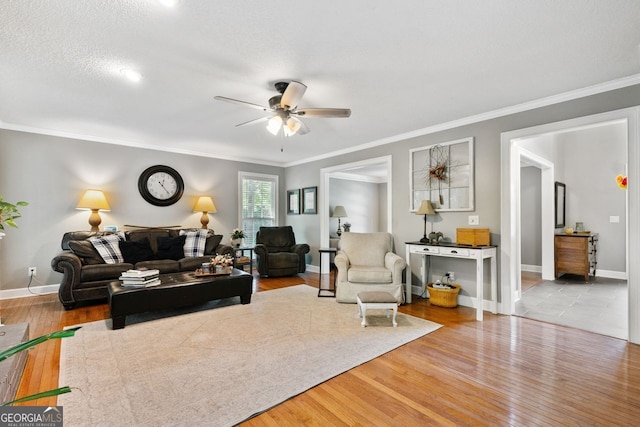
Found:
235,116 -> 270,127
214,96 -> 271,112
280,81 -> 307,110
294,108 -> 351,118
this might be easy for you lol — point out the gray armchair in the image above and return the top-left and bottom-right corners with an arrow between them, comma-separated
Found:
334,232 -> 406,303
254,226 -> 310,277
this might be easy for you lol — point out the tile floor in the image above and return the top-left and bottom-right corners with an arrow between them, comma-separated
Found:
514,273 -> 628,340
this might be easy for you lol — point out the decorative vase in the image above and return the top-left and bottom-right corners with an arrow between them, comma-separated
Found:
230,238 -> 243,248
215,265 -> 224,273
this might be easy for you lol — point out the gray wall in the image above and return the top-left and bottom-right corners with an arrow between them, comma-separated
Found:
518,121 -> 627,274
558,123 -> 627,273
0,129 -> 283,291
329,178 -> 382,236
521,166 -> 542,267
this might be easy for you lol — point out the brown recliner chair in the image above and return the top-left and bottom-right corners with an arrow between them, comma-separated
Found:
254,226 -> 310,277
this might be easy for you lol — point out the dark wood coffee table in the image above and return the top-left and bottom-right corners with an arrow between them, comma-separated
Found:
108,269 -> 253,329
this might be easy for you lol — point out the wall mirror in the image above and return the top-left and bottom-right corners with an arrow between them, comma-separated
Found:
409,137 -> 474,211
555,181 -> 566,228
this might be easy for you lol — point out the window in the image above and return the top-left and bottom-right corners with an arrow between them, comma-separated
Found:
239,172 -> 278,247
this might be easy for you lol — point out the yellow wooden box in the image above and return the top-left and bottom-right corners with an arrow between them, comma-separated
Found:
456,228 -> 490,247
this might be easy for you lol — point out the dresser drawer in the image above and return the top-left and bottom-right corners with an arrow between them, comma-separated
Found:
555,236 -> 588,250
410,245 -> 440,254
440,247 -> 470,257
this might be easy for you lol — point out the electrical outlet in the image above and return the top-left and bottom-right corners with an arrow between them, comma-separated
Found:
28,267 -> 36,277
447,271 -> 455,281
468,215 -> 479,225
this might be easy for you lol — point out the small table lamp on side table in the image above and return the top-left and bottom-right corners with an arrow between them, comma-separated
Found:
332,206 -> 348,237
194,196 -> 217,229
77,189 -> 110,232
416,200 -> 435,243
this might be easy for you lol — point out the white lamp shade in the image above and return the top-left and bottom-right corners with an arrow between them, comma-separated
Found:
266,116 -> 283,135
416,200 -> 435,215
332,205 -> 348,218
284,117 -> 302,136
76,190 -> 110,211
193,196 -> 217,213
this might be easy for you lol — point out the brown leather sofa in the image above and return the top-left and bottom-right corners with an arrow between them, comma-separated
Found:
254,226 -> 309,277
51,228 -> 232,309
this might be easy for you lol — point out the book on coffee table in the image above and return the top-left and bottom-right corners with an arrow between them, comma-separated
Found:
120,277 -> 161,288
120,269 -> 160,278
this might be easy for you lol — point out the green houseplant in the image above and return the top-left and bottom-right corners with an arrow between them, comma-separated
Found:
0,327 -> 81,406
0,196 -> 28,231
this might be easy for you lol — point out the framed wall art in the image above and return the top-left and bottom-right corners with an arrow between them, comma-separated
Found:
302,186 -> 317,214
287,189 -> 301,215
409,137 -> 474,212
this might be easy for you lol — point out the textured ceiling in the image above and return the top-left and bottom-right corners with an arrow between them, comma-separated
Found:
1,0 -> 640,166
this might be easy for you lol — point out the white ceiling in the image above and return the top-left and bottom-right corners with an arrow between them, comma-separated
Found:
2,0 -> 640,167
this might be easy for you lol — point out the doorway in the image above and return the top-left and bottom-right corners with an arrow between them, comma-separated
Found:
516,127 -> 628,339
500,107 -> 640,344
319,156 -> 392,273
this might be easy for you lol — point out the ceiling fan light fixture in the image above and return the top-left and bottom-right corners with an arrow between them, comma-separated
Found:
266,116 -> 283,136
284,117 -> 301,136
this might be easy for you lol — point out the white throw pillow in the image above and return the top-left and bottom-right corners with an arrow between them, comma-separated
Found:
89,232 -> 125,264
180,229 -> 208,257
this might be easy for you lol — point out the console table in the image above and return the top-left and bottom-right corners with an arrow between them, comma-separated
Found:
405,242 -> 497,320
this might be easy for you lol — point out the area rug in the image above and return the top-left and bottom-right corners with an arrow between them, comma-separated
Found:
59,285 -> 441,426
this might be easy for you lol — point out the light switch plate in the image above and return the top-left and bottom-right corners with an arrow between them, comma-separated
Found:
468,215 -> 479,225
610,216 -> 620,223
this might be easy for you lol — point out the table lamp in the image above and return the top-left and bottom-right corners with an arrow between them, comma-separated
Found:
77,189 -> 110,231
193,196 -> 217,229
416,200 -> 435,243
332,205 -> 348,236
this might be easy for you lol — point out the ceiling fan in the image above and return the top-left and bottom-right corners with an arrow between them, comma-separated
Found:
214,81 -> 351,136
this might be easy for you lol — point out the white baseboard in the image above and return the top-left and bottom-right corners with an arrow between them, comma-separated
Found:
521,264 -> 542,273
0,284 -> 59,300
306,264 -> 319,274
596,269 -> 627,280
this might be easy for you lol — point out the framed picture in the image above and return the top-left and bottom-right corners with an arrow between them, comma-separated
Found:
302,186 -> 317,214
409,137 -> 474,212
287,189 -> 301,215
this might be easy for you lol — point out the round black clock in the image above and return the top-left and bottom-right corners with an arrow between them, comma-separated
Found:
138,165 -> 184,206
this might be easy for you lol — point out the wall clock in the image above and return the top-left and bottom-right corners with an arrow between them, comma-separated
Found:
138,165 -> 184,206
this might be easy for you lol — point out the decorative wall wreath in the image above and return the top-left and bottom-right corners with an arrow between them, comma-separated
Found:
425,145 -> 448,205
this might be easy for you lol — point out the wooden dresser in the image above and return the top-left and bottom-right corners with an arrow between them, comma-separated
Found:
554,233 -> 598,282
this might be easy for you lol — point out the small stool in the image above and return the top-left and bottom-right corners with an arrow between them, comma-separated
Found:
357,291 -> 398,327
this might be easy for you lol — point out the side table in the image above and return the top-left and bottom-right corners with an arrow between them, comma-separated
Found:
318,247 -> 337,297
233,247 -> 254,274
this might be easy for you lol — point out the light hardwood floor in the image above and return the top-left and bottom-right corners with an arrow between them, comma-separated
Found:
3,272 -> 640,425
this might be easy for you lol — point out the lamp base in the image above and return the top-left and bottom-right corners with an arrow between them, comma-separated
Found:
199,212 -> 210,230
420,236 -> 430,243
88,209 -> 102,232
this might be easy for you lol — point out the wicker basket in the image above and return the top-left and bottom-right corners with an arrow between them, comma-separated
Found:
427,283 -> 461,308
